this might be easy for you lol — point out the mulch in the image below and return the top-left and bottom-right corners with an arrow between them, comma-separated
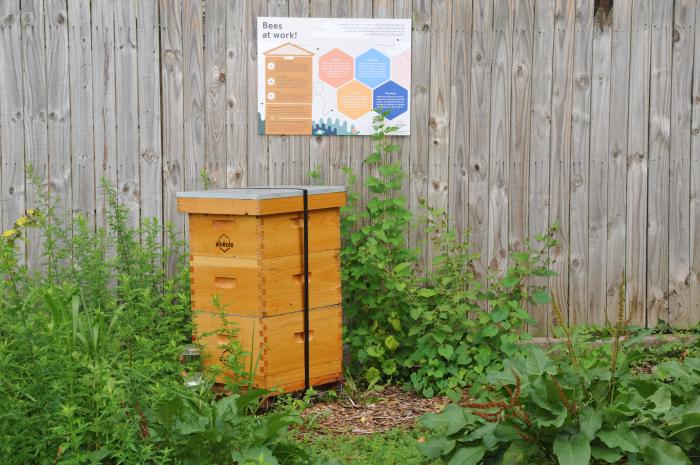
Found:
298,386 -> 450,435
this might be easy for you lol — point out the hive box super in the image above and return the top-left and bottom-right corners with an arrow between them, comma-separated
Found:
177,186 -> 345,393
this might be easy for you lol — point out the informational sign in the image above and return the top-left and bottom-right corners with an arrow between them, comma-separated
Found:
257,17 -> 411,136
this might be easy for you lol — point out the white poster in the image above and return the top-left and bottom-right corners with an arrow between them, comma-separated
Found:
257,17 -> 411,136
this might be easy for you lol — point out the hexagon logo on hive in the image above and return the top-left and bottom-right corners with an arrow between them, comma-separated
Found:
355,48 -> 390,88
216,234 -> 234,253
337,80 -> 373,119
319,48 -> 354,88
373,80 -> 408,120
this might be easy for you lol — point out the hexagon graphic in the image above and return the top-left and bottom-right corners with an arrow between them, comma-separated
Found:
337,80 -> 372,120
391,49 -> 411,88
319,48 -> 354,88
373,81 -> 408,120
355,48 -> 390,88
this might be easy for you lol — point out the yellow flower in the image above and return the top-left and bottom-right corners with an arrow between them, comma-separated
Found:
2,229 -> 18,239
15,216 -> 28,227
25,209 -> 38,217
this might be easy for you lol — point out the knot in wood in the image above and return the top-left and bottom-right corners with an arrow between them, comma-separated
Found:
56,13 -> 65,25
421,23 -> 429,32
577,74 -> 590,88
475,52 -> 482,62
22,12 -> 33,26
673,28 -> 680,43
218,72 -> 226,83
141,147 -> 157,162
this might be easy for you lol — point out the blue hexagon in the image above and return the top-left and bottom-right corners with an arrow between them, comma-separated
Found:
372,80 -> 408,120
355,49 -> 390,89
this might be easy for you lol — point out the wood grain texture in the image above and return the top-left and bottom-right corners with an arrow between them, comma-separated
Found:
606,0 -> 631,323
225,0 -> 247,188
20,0 -> 48,268
469,0 -> 492,285
448,0 -> 472,239
114,0 -> 140,227
0,0 -> 25,242
46,0 -> 71,226
67,0 -> 94,223
527,0 -> 554,334
549,0 -> 574,325
427,0 -> 452,266
647,0 -> 673,325
625,0 -> 651,326
92,0 -> 117,230
569,0 -> 593,325
669,0 -> 695,327
205,0 -> 227,188
183,0 -> 205,191
588,7 -> 612,325
247,0 -> 269,185
137,0 -> 163,224
690,1 -> 700,326
509,0 -> 533,254
487,0 -> 510,278
159,0 -> 185,266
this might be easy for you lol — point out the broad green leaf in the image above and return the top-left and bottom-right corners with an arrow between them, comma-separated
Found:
500,276 -> 520,288
641,438 -> 691,465
418,288 -> 437,298
501,441 -> 536,464
650,385 -> 672,414
420,404 -> 466,435
384,335 -> 399,351
382,359 -> 397,375
438,344 -> 454,360
448,446 -> 486,465
668,412 -> 700,439
579,407 -> 603,440
552,433 -> 591,465
531,290 -> 552,305
591,444 -> 622,463
418,438 -> 456,459
596,424 -> 640,453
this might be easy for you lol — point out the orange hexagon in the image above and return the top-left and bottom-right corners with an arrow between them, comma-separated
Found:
337,80 -> 372,120
319,48 -> 354,88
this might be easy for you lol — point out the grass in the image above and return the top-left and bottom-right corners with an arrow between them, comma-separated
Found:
289,428 -> 439,465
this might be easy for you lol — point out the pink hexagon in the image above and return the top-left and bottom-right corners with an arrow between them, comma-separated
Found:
391,49 -> 411,88
337,80 -> 372,119
319,48 -> 354,88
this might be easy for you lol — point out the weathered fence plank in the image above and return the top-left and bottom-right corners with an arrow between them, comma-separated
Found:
527,0 -> 554,334
587,7 -> 611,326
691,1 -> 700,326
183,0 -> 205,191
0,0 -> 25,243
569,0 -> 592,325
647,0 -> 673,325
669,0 -> 695,327
226,0 -> 248,187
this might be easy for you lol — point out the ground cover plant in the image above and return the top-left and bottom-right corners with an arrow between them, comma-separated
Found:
419,294 -> 700,465
0,176 -> 309,465
341,112 -> 556,399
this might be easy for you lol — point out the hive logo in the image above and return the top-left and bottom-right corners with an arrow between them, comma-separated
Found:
216,234 -> 234,253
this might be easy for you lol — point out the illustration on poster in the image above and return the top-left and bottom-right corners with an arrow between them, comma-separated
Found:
257,17 -> 412,136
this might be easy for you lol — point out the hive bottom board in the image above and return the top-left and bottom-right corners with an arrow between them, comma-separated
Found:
194,305 -> 342,393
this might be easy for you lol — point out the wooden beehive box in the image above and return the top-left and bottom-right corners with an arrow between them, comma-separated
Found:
177,186 -> 345,393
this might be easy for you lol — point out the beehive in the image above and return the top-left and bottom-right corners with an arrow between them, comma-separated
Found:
177,186 -> 345,393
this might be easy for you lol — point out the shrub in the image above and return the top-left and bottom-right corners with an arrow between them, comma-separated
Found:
418,293 -> 700,465
342,112 -> 556,399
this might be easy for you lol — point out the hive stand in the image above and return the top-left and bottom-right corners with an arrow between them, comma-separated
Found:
177,186 -> 345,393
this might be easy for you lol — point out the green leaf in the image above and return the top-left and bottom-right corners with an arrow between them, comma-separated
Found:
668,412 -> 700,439
649,385 -> 672,414
418,288 -> 437,298
552,433 -> 591,465
579,407 -> 603,440
500,276 -> 520,288
418,438 -> 456,459
384,335 -> 399,351
478,326 -> 499,338
447,446 -> 486,465
420,404 -> 466,435
596,424 -> 640,453
641,438 -> 691,465
438,344 -> 454,360
501,441 -> 536,464
531,290 -> 552,305
382,359 -> 397,375
591,444 -> 622,463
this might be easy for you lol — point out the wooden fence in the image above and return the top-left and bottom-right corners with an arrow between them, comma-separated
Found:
1,0 -> 700,334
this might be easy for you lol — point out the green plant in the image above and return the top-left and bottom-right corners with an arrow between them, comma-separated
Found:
342,111 -> 557,398
419,294 -> 700,464
0,174 -> 304,464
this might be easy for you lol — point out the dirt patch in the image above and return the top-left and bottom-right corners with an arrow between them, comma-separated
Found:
299,386 -> 450,434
